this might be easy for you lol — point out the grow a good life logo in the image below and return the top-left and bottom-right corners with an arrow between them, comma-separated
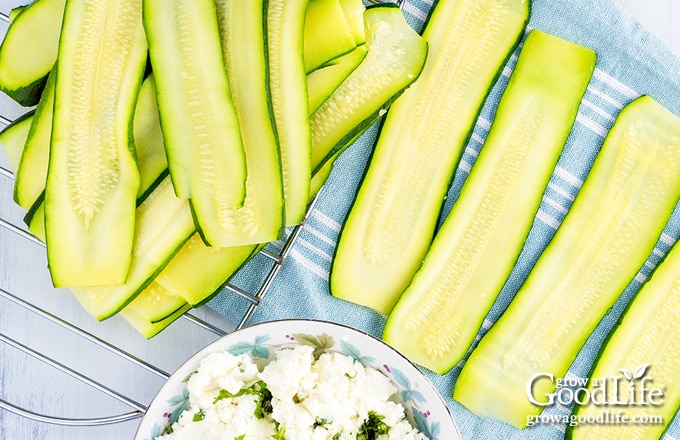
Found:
525,364 -> 666,427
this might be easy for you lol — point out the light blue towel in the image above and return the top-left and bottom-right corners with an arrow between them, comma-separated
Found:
209,0 -> 680,438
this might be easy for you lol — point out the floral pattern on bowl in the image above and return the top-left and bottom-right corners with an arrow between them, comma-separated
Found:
135,319 -> 460,440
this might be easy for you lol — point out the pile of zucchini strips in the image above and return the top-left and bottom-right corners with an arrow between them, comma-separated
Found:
0,0 -> 427,337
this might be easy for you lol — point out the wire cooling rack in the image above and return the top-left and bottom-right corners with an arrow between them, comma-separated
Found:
0,6 -> 317,438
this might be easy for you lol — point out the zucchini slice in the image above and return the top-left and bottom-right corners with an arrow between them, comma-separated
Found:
45,0 -> 147,287
303,0 -> 358,73
568,240 -> 680,439
383,30 -> 596,374
14,70 -> 55,210
0,0 -> 66,107
143,0 -> 248,245
69,176 -> 195,321
0,110 -> 34,173
266,0 -> 312,226
213,0 -> 285,246
310,4 -> 427,175
453,95 -> 680,428
330,0 -> 531,314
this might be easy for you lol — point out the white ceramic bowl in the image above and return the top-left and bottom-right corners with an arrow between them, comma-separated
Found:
135,319 -> 460,440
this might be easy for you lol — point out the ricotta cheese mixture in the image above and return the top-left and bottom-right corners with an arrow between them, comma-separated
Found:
156,345 -> 428,440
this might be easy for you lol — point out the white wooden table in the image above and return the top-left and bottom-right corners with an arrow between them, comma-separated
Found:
0,1 -> 678,439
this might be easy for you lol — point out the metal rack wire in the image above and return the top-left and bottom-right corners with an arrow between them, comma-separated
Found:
0,6 -> 315,434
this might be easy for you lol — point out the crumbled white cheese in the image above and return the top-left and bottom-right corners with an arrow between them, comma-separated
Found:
156,345 -> 427,440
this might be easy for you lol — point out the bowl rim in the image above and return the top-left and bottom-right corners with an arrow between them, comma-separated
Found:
134,318 -> 460,440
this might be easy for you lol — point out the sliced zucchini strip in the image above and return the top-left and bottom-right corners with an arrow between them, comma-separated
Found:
143,0 -> 248,247
0,0 -> 67,106
213,0 -> 284,246
454,95 -> 680,428
383,30 -> 596,374
330,0 -> 531,314
266,0 -> 312,226
45,0 -> 147,287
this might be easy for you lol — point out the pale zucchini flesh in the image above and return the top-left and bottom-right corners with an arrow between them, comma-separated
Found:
0,0 -> 66,106
143,0 -> 248,246
568,238 -> 680,440
453,95 -> 680,428
213,0 -> 284,246
383,30 -> 596,374
45,0 -> 147,287
330,0 -> 531,314
267,0 -> 312,226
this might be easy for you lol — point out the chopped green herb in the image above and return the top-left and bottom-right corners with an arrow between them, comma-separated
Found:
236,435 -> 246,440
357,412 -> 389,440
314,418 -> 331,427
192,409 -> 205,422
213,380 -> 273,419
272,425 -> 286,439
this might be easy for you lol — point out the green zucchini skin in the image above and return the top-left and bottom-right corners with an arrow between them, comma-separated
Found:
45,0 -> 147,287
0,110 -> 34,174
14,70 -> 55,210
330,0 -> 531,315
213,0 -> 285,246
0,0 -> 66,107
383,30 -> 596,375
266,0 -> 312,227
566,239 -> 680,439
454,95 -> 680,428
143,0 -> 248,246
310,5 -> 428,176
